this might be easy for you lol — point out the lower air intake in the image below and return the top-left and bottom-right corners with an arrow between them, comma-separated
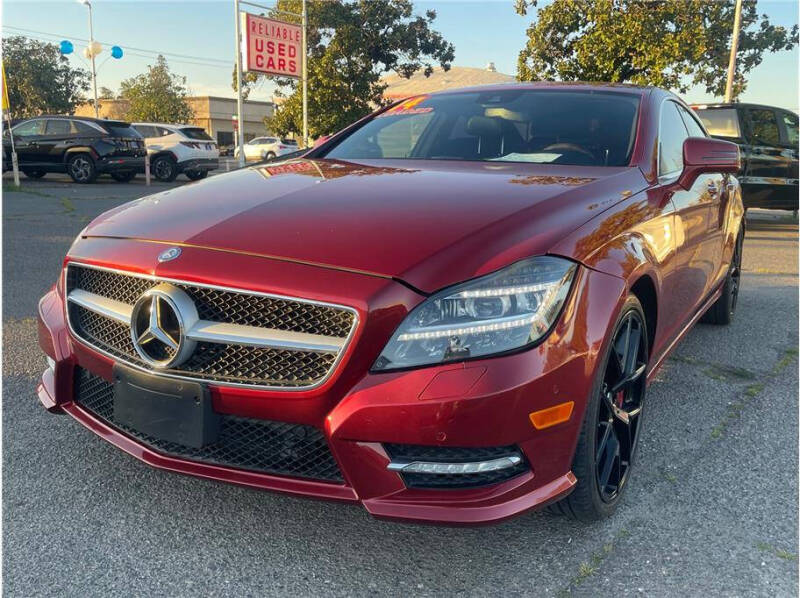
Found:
73,367 -> 344,482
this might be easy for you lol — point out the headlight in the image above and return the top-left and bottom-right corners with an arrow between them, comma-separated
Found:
373,256 -> 577,371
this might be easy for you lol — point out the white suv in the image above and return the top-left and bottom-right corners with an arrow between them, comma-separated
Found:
132,123 -> 219,182
234,137 -> 299,162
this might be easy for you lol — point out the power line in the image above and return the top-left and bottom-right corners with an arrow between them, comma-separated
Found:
2,25 -> 232,66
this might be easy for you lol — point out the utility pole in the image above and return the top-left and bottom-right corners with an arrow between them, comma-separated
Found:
234,0 -> 245,167
724,0 -> 743,103
301,0 -> 308,148
80,0 -> 99,118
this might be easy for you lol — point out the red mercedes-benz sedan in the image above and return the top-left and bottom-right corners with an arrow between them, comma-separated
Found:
37,83 -> 743,524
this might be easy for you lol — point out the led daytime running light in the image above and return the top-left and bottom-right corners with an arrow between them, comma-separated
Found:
397,314 -> 537,341
455,281 -> 555,298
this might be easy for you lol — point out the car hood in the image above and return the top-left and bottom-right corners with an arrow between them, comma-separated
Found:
83,158 -> 648,293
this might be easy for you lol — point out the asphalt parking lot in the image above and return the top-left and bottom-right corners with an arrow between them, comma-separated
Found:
3,173 -> 798,597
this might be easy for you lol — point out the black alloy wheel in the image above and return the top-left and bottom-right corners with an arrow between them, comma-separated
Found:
595,309 -> 647,503
701,230 -> 744,325
550,295 -> 648,521
67,154 -> 97,184
152,156 -> 178,182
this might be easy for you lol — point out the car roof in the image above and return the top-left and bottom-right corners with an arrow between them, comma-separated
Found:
133,122 -> 197,128
20,115 -> 132,126
424,81 -> 654,97
691,102 -> 796,113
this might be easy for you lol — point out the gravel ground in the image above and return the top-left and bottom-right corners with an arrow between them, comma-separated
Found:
3,177 -> 798,597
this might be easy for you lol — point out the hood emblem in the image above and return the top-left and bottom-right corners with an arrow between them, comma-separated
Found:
158,247 -> 182,263
130,284 -> 198,368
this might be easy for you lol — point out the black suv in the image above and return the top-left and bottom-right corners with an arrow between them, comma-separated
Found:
692,103 -> 798,210
2,116 -> 146,183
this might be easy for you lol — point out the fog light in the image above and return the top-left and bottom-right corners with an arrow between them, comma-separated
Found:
387,455 -> 522,474
529,401 -> 574,430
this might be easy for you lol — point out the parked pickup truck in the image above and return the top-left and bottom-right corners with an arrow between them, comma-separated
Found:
692,103 -> 798,210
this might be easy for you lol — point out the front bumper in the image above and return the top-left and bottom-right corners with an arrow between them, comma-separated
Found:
37,247 -> 625,525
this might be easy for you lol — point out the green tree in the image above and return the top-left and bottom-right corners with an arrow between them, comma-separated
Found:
236,0 -> 455,140
120,55 -> 194,123
515,0 -> 798,98
1,35 -> 90,117
98,86 -> 116,99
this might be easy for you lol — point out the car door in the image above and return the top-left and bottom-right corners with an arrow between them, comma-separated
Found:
678,103 -> 729,289
40,119 -> 74,167
10,119 -> 46,166
657,100 -> 720,340
742,107 -> 793,196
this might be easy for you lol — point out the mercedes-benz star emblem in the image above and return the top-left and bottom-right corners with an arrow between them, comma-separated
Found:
130,283 -> 198,368
157,247 -> 182,263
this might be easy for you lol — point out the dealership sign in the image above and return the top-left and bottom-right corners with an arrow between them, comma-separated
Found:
240,13 -> 301,79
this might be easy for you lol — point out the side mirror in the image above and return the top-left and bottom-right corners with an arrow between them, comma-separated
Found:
678,137 -> 741,189
313,135 -> 330,149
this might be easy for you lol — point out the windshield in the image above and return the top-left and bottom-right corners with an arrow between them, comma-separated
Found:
324,89 -> 641,166
696,108 -> 741,139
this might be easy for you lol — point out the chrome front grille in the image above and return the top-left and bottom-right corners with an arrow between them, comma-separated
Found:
65,263 -> 358,389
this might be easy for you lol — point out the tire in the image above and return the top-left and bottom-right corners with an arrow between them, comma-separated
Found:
701,230 -> 743,325
550,295 -> 649,522
185,169 -> 208,181
151,155 -> 178,182
66,154 -> 97,184
110,171 -> 136,183
23,169 -> 46,179
264,151 -> 276,161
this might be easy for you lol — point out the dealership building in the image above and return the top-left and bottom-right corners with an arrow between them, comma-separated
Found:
74,96 -> 276,146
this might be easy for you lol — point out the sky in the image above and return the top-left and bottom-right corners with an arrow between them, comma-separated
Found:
2,0 -> 798,111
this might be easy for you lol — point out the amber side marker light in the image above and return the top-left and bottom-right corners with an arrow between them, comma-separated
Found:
529,401 -> 575,430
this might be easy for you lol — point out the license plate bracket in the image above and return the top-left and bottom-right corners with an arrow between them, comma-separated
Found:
112,364 -> 219,449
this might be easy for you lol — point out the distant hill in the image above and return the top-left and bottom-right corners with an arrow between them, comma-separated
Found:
382,65 -> 515,99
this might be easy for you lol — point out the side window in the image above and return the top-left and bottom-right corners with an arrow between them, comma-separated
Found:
780,111 -> 798,147
12,120 -> 45,138
748,109 -> 780,145
72,120 -> 98,135
659,101 -> 690,176
696,108 -> 742,139
678,106 -> 706,138
134,125 -> 151,137
44,119 -> 72,136
158,127 -> 173,137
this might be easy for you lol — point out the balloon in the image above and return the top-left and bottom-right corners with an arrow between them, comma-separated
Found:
111,46 -> 123,59
88,40 -> 102,57
60,40 -> 74,55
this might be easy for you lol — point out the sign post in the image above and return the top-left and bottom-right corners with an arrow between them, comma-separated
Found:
2,62 -> 19,186
235,1 -> 306,155
234,0 -> 246,168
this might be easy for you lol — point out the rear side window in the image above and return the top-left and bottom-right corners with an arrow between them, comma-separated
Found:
44,119 -> 72,136
659,101 -> 689,176
781,112 -> 798,146
696,108 -> 741,138
12,119 -> 45,137
72,120 -> 100,135
180,127 -> 213,141
281,138 -> 298,145
748,109 -> 780,145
